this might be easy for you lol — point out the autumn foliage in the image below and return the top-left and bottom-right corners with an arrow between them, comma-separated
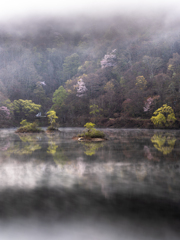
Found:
151,104 -> 176,127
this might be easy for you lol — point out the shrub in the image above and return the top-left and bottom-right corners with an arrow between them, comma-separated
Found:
85,129 -> 105,138
79,122 -> 105,139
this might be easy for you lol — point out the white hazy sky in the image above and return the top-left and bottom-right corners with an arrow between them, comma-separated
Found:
0,0 -> 180,22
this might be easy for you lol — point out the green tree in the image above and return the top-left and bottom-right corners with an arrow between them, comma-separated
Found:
78,61 -> 94,74
0,48 -> 42,100
33,82 -> 50,114
12,99 -> 41,121
142,55 -> 163,79
90,104 -> 102,117
52,86 -> 67,113
135,76 -> 147,90
151,104 -> 176,127
167,53 -> 180,76
63,53 -> 80,81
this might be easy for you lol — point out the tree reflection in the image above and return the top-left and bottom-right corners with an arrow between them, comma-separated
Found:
46,134 -> 68,164
47,134 -> 58,155
5,134 -> 41,156
81,142 -> 104,156
47,142 -> 58,155
53,148 -> 68,165
151,133 -> 176,155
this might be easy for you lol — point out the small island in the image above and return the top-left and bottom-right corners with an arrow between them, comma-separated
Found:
15,119 -> 44,133
73,122 -> 106,142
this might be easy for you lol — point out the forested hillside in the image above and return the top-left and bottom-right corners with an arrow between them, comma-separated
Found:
1,15 -> 180,127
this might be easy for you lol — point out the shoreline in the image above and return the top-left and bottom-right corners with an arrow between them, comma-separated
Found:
1,117 -> 180,129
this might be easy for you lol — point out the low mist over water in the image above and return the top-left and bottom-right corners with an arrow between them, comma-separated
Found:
0,128 -> 179,239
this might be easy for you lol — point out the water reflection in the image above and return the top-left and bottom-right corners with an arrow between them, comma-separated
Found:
0,128 -> 180,239
4,134 -> 41,156
144,146 -> 160,161
0,139 -> 10,151
47,134 -> 58,155
151,133 -> 176,155
135,165 -> 147,181
46,133 -> 68,165
81,142 -> 104,156
0,128 -> 179,202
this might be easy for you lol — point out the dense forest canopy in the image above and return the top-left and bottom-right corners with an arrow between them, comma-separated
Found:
1,13 -> 180,127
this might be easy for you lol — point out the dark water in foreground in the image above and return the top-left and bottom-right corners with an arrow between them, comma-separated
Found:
0,128 -> 180,240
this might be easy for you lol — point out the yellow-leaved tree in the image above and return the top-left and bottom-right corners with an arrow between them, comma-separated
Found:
135,76 -> 147,90
47,110 -> 58,130
151,104 -> 176,127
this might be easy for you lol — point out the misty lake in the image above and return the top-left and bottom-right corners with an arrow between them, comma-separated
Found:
0,127 -> 180,240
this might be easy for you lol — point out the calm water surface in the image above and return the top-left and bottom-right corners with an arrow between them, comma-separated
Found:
0,128 -> 180,240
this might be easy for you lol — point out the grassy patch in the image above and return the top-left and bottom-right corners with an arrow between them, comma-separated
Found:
47,125 -> 59,131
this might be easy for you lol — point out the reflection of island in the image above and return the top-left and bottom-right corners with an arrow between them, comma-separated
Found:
47,134 -> 68,164
81,142 -> 104,156
53,148 -> 68,165
5,134 -> 41,156
151,133 -> 176,155
47,134 -> 58,155
47,142 -> 58,155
